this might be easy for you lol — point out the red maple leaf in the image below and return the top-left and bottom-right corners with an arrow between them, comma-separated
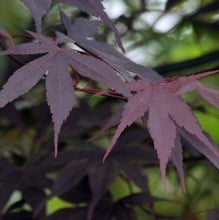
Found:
0,31 -> 130,157
103,70 -> 219,190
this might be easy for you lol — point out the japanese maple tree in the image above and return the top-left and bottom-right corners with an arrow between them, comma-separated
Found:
0,0 -> 219,219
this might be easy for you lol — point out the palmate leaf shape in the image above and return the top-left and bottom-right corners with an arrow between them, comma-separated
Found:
0,31 -> 130,156
104,72 -> 219,190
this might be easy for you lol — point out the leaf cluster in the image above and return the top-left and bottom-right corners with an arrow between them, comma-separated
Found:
0,0 -> 219,219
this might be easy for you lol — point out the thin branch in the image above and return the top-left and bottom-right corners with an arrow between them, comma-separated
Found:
75,86 -> 127,100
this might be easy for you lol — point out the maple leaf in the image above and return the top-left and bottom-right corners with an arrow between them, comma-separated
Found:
88,162 -> 118,220
21,0 -> 52,33
103,73 -> 219,190
169,134 -> 185,191
0,31 -> 130,156
61,13 -> 162,82
168,69 -> 219,108
196,82 -> 219,108
21,0 -> 124,51
57,0 -> 124,52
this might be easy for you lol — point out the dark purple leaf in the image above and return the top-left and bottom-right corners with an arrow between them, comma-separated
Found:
172,69 -> 219,95
147,86 -> 177,190
3,211 -> 33,220
119,162 -> 149,193
0,104 -> 22,126
114,127 -> 147,147
60,178 -> 91,203
179,128 -> 219,170
0,31 -> 130,155
91,198 -> 112,220
118,193 -> 155,206
88,161 -> 118,220
0,40 -> 75,155
37,148 -> 102,172
0,56 -> 47,108
105,78 -> 219,189
61,16 -> 99,39
68,51 -> 131,98
167,94 -> 218,156
103,91 -> 150,161
58,0 -> 124,51
22,187 -> 46,211
0,157 -> 15,172
45,54 -> 76,156
0,41 -> 49,55
170,134 -> 185,191
44,208 -> 87,220
24,170 -> 52,189
61,14 -> 162,82
21,0 -> 52,33
91,102 -> 125,140
0,169 -> 22,209
52,159 -> 92,196
115,146 -> 159,166
114,206 -> 137,220
196,82 -> 219,108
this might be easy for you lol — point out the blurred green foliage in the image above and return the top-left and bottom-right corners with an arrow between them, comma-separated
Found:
0,0 -> 30,33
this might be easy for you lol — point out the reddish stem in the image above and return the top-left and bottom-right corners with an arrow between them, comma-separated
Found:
75,86 -> 127,100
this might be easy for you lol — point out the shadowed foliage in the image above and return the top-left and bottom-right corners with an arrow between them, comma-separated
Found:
0,0 -> 219,220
